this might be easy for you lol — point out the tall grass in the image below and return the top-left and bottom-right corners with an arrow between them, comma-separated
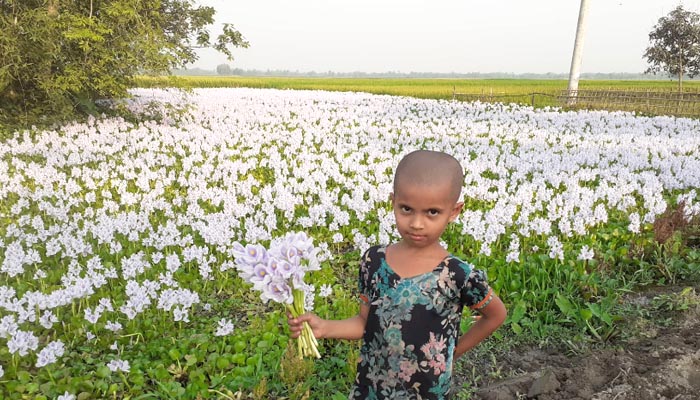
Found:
134,76 -> 700,104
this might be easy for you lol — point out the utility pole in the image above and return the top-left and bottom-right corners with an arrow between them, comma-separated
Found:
567,0 -> 590,106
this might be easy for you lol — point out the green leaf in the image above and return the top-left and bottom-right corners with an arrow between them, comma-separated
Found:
17,370 -> 32,384
579,308 -> 593,322
511,322 -> 523,335
508,301 -> 527,324
588,303 -> 613,326
216,357 -> 230,369
184,354 -> 197,366
96,366 -> 111,379
234,340 -> 247,353
168,348 -> 181,360
555,294 -> 575,317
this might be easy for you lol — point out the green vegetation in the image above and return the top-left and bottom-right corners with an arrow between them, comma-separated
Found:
136,76 -> 700,111
136,75 -> 700,101
0,1 -> 248,129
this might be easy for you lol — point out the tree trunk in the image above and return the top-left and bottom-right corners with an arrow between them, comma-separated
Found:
567,0 -> 590,106
679,55 -> 683,92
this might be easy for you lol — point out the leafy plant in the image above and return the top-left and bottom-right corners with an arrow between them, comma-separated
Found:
0,1 -> 249,129
644,5 -> 700,91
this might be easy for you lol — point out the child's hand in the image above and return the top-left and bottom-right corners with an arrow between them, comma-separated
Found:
287,312 -> 325,339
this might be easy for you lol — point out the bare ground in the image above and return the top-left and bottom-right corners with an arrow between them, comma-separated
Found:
464,285 -> 700,400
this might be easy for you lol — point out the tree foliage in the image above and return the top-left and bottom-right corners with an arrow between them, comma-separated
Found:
216,64 -> 233,75
644,5 -> 700,91
0,0 -> 249,128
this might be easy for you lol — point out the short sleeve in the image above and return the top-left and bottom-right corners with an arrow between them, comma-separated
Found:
357,247 -> 374,306
460,268 -> 493,310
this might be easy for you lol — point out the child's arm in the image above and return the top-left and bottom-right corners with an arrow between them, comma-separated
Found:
288,302 -> 370,340
454,294 -> 507,359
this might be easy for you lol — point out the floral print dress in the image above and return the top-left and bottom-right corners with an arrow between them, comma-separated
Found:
351,245 -> 493,400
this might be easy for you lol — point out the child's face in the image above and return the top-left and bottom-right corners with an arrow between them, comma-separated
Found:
390,180 -> 463,249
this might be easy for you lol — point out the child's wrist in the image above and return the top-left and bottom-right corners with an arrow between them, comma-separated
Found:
316,318 -> 327,339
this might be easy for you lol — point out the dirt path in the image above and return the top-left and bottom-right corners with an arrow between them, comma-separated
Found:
469,285 -> 700,400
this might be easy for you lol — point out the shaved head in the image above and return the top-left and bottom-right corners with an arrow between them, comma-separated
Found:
393,150 -> 464,203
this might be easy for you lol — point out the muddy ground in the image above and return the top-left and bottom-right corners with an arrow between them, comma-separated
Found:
464,285 -> 700,400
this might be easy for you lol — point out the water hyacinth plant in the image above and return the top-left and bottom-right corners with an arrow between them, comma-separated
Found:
233,232 -> 323,358
0,86 -> 698,398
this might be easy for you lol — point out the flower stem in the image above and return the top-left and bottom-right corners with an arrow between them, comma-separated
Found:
287,293 -> 321,359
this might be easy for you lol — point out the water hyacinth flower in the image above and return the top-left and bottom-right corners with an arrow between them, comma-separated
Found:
319,284 -> 333,298
214,318 -> 235,336
57,392 -> 75,400
105,321 -> 122,332
107,359 -> 130,373
35,340 -> 65,368
0,315 -> 18,339
8,330 -> 39,356
233,231 -> 321,359
578,245 -> 595,261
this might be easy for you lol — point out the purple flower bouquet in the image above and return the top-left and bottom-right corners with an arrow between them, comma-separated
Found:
233,232 -> 321,358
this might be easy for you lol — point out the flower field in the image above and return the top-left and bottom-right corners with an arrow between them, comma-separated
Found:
1,88 -> 699,399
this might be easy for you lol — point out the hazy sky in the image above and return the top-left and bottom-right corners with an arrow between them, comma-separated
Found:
192,0 -> 700,74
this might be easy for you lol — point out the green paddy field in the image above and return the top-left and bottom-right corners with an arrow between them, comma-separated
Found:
136,75 -> 700,108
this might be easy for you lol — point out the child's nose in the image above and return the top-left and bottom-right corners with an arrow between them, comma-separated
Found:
409,215 -> 424,229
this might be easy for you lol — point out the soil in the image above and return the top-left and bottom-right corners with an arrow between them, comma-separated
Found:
465,284 -> 700,400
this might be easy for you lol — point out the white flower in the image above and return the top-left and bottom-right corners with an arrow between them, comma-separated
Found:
105,321 -> 123,332
110,341 -> 118,350
107,359 -> 130,373
35,340 -> 65,368
173,306 -> 189,322
0,315 -> 18,339
0,364 -> 4,378
86,331 -> 96,341
57,392 -> 76,400
506,250 -> 520,263
628,212 -> 641,234
578,245 -> 595,261
33,269 -> 47,280
39,310 -> 58,329
304,284 -> 315,312
7,330 -> 39,356
547,236 -> 564,261
214,318 -> 235,336
319,284 -> 333,298
259,275 -> 293,304
84,307 -> 102,324
479,242 -> 492,256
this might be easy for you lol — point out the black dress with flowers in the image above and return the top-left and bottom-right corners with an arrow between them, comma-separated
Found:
350,245 -> 493,400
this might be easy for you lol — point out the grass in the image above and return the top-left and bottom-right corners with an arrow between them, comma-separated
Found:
135,75 -> 700,107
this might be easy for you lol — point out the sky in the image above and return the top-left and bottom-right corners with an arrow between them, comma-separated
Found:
191,0 -> 700,74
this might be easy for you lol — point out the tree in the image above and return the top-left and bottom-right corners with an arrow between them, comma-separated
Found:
644,5 -> 700,91
567,0 -> 591,105
216,64 -> 233,75
0,1 -> 249,128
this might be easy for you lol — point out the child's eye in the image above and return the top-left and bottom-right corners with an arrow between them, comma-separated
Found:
400,206 -> 412,213
427,209 -> 440,216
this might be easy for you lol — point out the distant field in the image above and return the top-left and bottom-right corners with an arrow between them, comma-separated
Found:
134,75 -> 700,108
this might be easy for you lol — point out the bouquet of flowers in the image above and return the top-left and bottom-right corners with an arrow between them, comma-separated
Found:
232,232 -> 321,359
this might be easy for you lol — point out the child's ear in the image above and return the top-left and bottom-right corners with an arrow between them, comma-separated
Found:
449,202 -> 464,221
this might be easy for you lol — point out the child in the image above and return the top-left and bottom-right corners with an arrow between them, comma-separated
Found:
288,150 -> 507,399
